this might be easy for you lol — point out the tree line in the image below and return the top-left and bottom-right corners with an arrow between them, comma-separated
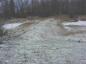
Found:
0,0 -> 86,18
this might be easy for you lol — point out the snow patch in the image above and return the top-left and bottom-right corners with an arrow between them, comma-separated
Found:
2,23 -> 23,30
62,20 -> 86,31
63,20 -> 86,26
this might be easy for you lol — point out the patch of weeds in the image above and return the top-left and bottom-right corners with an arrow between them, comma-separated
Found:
0,29 -> 7,37
0,41 -> 3,44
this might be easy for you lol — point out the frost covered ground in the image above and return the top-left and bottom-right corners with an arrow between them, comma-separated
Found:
0,18 -> 86,64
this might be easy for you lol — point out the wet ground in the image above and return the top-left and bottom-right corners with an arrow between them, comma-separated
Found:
0,18 -> 86,64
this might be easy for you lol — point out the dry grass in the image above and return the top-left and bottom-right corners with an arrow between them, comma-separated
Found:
64,30 -> 86,36
79,15 -> 86,20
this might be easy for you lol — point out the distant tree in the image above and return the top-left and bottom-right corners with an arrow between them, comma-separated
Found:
3,0 -> 9,18
9,0 -> 15,17
16,0 -> 29,17
1,0 -> 86,18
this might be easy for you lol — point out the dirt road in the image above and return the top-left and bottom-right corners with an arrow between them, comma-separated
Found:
0,18 -> 86,64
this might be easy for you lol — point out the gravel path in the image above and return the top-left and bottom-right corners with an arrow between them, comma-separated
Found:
0,19 -> 86,64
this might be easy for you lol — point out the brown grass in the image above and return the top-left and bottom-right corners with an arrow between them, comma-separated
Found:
64,30 -> 86,36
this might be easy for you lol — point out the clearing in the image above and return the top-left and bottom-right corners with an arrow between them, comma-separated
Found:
0,18 -> 86,64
